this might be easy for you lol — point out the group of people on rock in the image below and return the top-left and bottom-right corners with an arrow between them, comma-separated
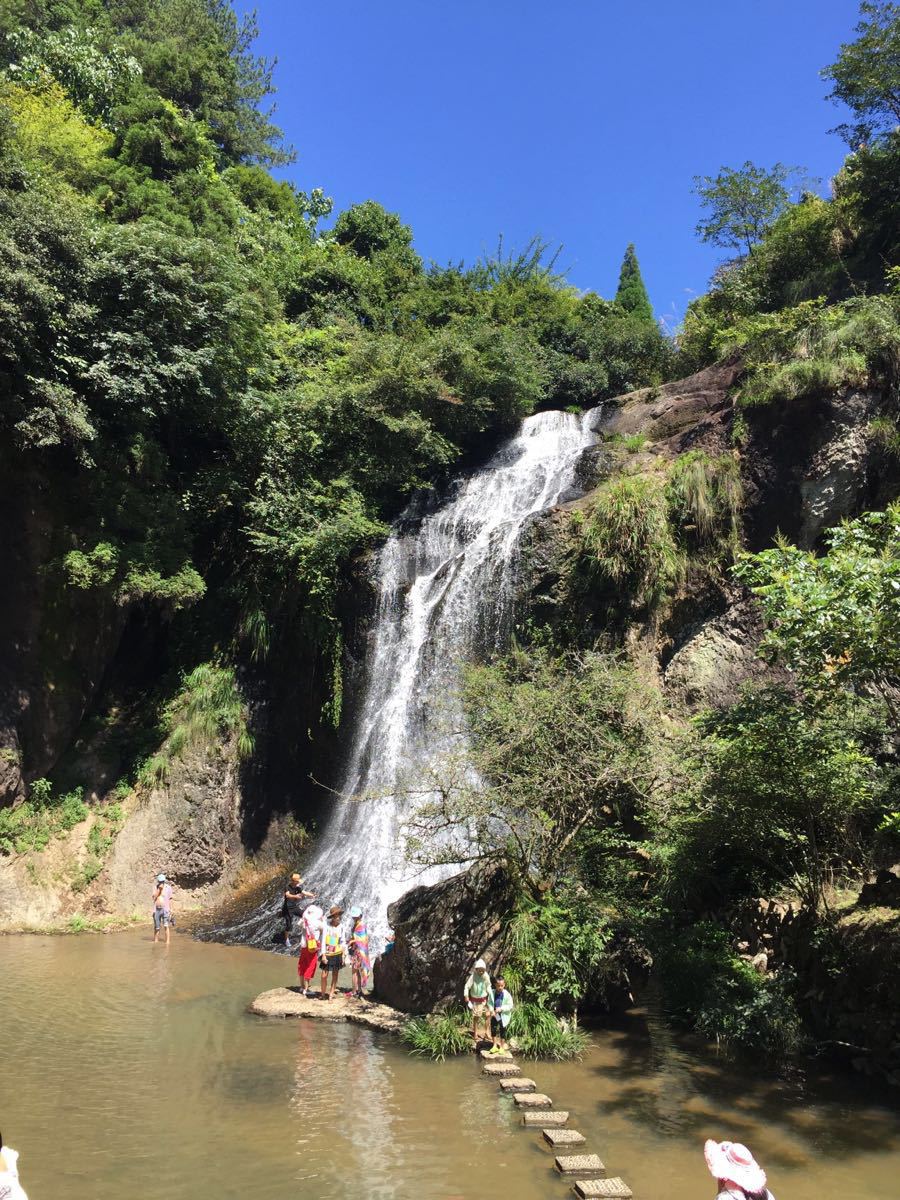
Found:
281,873 -> 374,1000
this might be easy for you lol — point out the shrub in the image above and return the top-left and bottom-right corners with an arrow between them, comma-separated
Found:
508,1002 -> 591,1061
0,779 -> 88,855
654,922 -> 804,1055
401,1008 -> 471,1061
160,662 -> 254,764
503,895 -> 614,1011
577,473 -> 684,613
666,450 -> 743,559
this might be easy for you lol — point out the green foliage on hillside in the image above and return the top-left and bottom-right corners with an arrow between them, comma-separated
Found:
681,1 -> 900,374
0,0 -> 671,711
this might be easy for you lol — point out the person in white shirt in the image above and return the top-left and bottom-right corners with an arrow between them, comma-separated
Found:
0,1130 -> 29,1200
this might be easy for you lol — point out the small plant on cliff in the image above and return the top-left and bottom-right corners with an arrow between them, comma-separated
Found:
0,778 -> 88,855
401,1008 -> 470,1061
162,662 -> 254,762
666,450 -> 743,565
576,473 -> 684,614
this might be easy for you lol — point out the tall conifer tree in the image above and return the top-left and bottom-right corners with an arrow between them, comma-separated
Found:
614,244 -> 654,323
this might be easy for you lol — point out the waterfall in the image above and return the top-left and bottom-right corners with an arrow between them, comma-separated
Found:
208,408 -> 595,949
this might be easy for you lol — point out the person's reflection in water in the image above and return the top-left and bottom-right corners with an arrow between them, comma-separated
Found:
288,1024 -> 399,1193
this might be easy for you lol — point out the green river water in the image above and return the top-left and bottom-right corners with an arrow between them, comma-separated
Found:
1,932 -> 898,1200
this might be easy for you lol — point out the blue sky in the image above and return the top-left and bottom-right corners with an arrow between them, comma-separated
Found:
239,0 -> 858,329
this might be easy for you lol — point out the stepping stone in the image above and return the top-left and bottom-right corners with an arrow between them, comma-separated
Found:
514,1092 -> 552,1109
480,1048 -> 513,1060
500,1077 -> 536,1093
573,1180 -> 633,1199
482,1061 -> 521,1077
543,1128 -> 586,1148
523,1110 -> 568,1127
555,1154 -> 606,1176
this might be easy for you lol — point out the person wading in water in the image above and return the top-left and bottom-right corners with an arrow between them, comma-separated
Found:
282,873 -> 315,949
152,873 -> 174,945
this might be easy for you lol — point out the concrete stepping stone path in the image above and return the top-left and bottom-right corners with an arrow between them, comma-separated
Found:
543,1128 -> 586,1148
522,1110 -> 568,1127
555,1154 -> 606,1176
513,1092 -> 553,1109
482,1061 -> 521,1077
500,1077 -> 536,1092
572,1179 -> 633,1198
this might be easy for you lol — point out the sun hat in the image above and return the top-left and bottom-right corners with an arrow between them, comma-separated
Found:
704,1140 -> 767,1194
349,905 -> 363,918
290,872 -> 302,883
156,873 -> 167,882
328,905 -> 344,919
474,958 -> 487,970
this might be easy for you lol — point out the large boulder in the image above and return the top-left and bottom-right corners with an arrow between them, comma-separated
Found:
373,861 -> 514,1013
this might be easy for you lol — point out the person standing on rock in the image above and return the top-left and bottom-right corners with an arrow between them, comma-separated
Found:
320,906 -> 347,1000
296,904 -> 324,997
463,959 -> 493,1044
490,975 -> 514,1054
282,873 -> 315,949
152,873 -> 174,945
348,906 -> 370,999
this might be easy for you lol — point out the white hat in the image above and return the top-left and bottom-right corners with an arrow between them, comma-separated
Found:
474,958 -> 487,970
704,1141 -> 767,1194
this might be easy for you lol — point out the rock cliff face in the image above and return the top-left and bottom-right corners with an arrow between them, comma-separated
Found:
519,366 -> 894,712
0,737 -> 246,929
373,861 -> 514,1012
0,464 -> 129,807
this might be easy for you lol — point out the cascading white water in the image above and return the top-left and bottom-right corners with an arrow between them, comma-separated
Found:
301,408 -> 596,940
202,408 -> 597,950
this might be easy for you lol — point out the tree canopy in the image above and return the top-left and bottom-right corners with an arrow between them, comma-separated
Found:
822,1 -> 900,146
692,161 -> 804,257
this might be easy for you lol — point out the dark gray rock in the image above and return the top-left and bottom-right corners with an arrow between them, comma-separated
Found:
373,860 -> 514,1013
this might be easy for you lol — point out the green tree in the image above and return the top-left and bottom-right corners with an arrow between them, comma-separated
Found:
662,686 -> 876,912
693,161 -> 804,256
614,243 -> 654,323
403,648 -> 665,897
734,504 -> 900,723
332,199 -> 420,268
822,2 -> 900,146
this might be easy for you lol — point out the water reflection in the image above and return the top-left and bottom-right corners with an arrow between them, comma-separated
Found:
2,934 -> 898,1200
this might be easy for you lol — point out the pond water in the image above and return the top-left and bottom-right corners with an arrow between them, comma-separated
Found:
1,932 -> 898,1200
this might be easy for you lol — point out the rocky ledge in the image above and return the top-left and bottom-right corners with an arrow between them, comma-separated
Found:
249,986 -> 407,1034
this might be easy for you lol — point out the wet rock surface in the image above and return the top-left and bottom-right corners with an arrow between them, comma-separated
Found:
250,986 -> 406,1034
373,860 -> 513,1012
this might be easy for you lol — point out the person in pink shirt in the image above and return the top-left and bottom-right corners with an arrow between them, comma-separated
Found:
152,873 -> 174,945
